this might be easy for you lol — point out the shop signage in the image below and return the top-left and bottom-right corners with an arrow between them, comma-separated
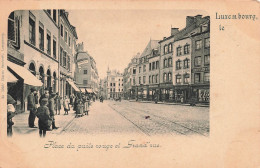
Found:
192,66 -> 210,73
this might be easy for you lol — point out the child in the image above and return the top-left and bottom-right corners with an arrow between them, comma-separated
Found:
63,96 -> 70,115
36,98 -> 52,137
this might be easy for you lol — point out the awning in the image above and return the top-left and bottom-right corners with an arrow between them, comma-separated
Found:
7,61 -> 43,87
80,88 -> 86,93
7,70 -> 18,83
66,79 -> 80,92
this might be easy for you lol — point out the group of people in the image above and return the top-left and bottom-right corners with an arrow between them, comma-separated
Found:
7,87 -> 95,137
27,88 -> 59,137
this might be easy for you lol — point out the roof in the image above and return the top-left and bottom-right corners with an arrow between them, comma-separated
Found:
76,51 -> 90,61
140,40 -> 160,58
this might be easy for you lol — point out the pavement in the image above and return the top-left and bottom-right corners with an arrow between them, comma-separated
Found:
128,99 -> 209,107
12,106 -> 76,136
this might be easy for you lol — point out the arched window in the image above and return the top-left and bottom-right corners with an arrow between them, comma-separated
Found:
168,73 -> 172,82
164,59 -> 168,68
168,57 -> 172,67
29,62 -> 36,76
168,43 -> 172,53
164,45 -> 168,54
164,73 -> 167,82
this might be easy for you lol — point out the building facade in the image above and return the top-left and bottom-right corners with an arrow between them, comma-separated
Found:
75,42 -> 99,94
106,68 -> 124,99
58,10 -> 78,98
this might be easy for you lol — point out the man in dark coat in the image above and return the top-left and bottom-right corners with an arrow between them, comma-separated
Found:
49,93 -> 58,130
28,88 -> 37,128
36,98 -> 51,137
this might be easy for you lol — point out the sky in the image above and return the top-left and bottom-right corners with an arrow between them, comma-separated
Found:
68,10 -> 208,79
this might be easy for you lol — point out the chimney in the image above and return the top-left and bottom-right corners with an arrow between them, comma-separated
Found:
171,28 -> 179,36
186,16 -> 195,27
77,42 -> 84,52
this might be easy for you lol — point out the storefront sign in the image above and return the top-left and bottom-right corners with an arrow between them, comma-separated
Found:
198,89 -> 210,102
192,66 -> 210,73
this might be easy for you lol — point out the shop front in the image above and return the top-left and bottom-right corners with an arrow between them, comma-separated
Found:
147,84 -> 159,101
159,83 -> 174,102
191,84 -> 210,104
174,85 -> 190,103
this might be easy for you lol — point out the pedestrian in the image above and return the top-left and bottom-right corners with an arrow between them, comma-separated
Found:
49,93 -> 58,130
39,88 -> 49,105
63,96 -> 70,115
55,93 -> 61,115
28,88 -> 37,128
36,98 -> 52,137
7,94 -> 16,136
70,94 -> 74,108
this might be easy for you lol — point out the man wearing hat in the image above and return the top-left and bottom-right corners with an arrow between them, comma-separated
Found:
28,88 -> 37,128
7,94 -> 16,136
49,93 -> 59,130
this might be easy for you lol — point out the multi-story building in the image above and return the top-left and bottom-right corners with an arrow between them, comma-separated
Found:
190,16 -> 210,104
75,42 -> 99,94
7,10 -> 61,111
58,10 -> 78,98
158,29 -> 179,102
106,68 -> 123,99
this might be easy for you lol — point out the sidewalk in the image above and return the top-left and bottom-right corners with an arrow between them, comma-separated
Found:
12,106 -> 75,136
128,100 -> 209,107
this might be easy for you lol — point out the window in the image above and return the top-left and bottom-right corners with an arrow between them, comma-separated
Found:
168,58 -> 172,67
184,44 -> 190,54
119,79 -> 120,81
168,73 -> 172,82
119,89 -> 120,92
119,83 -> 120,86
60,47 -> 63,66
47,10 -> 51,15
184,74 -> 190,83
143,65 -> 146,72
149,63 -> 151,71
83,80 -> 88,85
53,10 -> 57,22
133,78 -> 135,85
113,88 -> 115,92
110,83 -> 112,86
204,72 -> 210,82
65,30 -> 68,43
194,73 -> 201,83
152,62 -> 155,70
8,12 -> 17,43
205,55 -> 210,65
205,38 -> 210,48
177,47 -> 182,56
84,70 -> 88,74
176,60 -> 181,70
113,83 -> 115,86
67,56 -> 70,71
156,74 -> 158,83
39,25 -> 44,51
152,75 -> 155,83
164,59 -> 168,68
60,24 -> 63,37
69,36 -> 71,46
195,40 -> 202,50
139,67 -> 141,73
122,89 -> 123,91
110,88 -> 112,92
195,56 -> 201,66
163,73 -> 167,82
29,16 -> 36,45
47,33 -> 51,55
139,77 -> 141,84
164,45 -> 168,54
63,51 -> 67,67
122,84 -> 123,86
176,75 -> 181,84
168,43 -> 172,53
133,68 -> 136,74
156,61 -> 159,69
143,76 -> 146,84
183,59 -> 190,69
53,39 -> 56,59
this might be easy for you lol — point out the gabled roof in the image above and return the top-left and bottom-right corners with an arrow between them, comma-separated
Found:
140,40 -> 160,58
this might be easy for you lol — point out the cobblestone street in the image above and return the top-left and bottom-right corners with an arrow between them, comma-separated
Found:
61,100 -> 209,136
